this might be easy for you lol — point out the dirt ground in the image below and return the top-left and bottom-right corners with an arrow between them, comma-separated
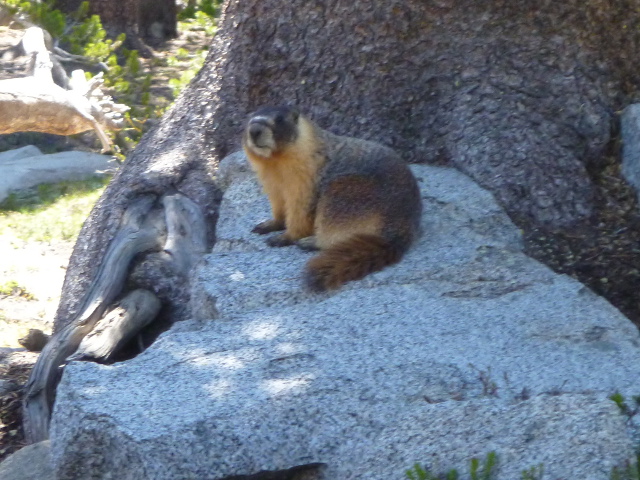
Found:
0,235 -> 72,347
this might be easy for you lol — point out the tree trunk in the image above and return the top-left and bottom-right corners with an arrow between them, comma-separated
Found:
87,0 -> 139,37
53,0 -> 177,52
24,0 -> 640,441
92,0 -> 152,56
138,0 -> 177,42
52,0 -> 85,14
55,0 -> 178,45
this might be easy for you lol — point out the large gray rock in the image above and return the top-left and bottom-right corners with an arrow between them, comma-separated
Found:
50,153 -> 640,480
0,148 -> 117,203
0,441 -> 54,480
0,145 -> 42,161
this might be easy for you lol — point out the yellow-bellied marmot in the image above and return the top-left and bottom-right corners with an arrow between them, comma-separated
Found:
242,105 -> 422,292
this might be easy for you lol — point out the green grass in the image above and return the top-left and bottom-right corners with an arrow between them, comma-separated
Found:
407,452 -> 497,480
407,449 -> 640,480
521,464 -> 544,480
0,280 -> 34,299
0,176 -> 110,242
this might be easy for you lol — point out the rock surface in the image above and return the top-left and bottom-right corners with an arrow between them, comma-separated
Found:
0,146 -> 117,203
0,441 -> 53,480
0,145 -> 42,161
50,153 -> 640,480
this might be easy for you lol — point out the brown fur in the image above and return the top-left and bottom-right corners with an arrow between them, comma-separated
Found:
304,234 -> 406,291
243,106 -> 422,291
245,116 -> 322,240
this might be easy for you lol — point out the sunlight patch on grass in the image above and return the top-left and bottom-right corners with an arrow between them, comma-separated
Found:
0,176 -> 110,243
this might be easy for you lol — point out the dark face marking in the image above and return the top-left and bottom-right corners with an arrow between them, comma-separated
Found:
247,106 -> 300,149
248,122 -> 269,146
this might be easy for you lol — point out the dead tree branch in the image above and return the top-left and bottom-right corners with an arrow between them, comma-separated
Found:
70,289 -> 162,363
22,192 -> 209,443
0,27 -> 128,152
23,196 -> 165,443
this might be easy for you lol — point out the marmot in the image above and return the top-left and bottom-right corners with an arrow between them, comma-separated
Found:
242,105 -> 422,292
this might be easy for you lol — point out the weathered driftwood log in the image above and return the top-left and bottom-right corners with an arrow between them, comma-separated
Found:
53,46 -> 110,76
23,196 -> 165,443
161,193 -> 208,273
126,193 -> 209,324
0,27 -> 127,152
19,26 -> 70,88
23,192 -> 209,443
69,289 -> 162,363
0,77 -> 112,152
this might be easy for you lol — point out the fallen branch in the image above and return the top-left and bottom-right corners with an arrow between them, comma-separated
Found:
53,46 -> 110,74
69,289 -> 162,363
162,193 -> 208,273
0,77 -> 110,152
22,192 -> 209,443
0,27 -> 128,152
22,195 -> 165,443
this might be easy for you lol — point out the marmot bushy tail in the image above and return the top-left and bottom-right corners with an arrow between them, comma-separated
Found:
304,234 -> 406,291
242,105 -> 422,292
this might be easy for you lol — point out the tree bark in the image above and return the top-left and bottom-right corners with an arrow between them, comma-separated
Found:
56,0 -> 178,45
139,0 -> 177,41
25,0 -> 640,442
88,0 -> 139,37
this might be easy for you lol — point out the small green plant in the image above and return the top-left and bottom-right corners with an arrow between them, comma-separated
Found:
175,47 -> 191,61
406,448 -> 640,480
406,452 -> 496,480
179,9 -> 218,36
2,0 -> 65,37
0,280 -> 35,300
521,464 -> 544,480
406,463 -> 458,480
192,10 -> 217,36
610,392 -> 640,424
178,0 -> 222,21
168,49 -> 207,98
63,4 -> 124,62
198,0 -> 220,17
470,451 -> 497,480
611,453 -> 640,480
607,395 -> 640,480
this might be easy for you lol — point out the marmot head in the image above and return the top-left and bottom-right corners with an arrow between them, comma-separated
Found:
243,105 -> 300,158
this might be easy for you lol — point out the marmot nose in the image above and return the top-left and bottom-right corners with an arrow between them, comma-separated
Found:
249,124 -> 263,142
